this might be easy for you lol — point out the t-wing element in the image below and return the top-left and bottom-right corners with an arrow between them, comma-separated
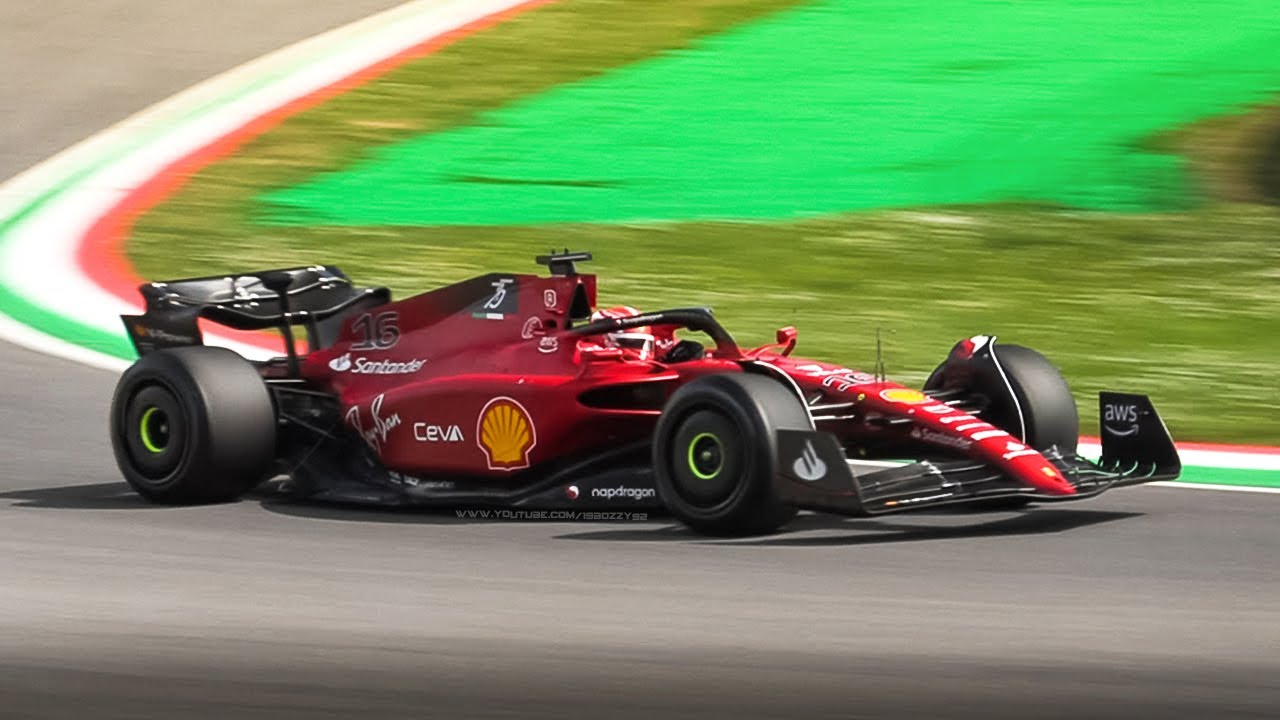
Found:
536,249 -> 593,276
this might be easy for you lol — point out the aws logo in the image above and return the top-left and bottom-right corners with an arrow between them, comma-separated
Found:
1103,403 -> 1140,437
477,397 -> 536,471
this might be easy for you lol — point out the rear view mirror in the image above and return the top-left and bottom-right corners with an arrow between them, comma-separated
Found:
775,326 -> 798,356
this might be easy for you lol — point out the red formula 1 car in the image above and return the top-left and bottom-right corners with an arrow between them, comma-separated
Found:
109,251 -> 1181,535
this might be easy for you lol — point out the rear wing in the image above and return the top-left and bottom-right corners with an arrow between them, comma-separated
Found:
122,265 -> 390,360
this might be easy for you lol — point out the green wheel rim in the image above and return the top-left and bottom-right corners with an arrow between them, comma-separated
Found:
138,406 -> 166,454
686,432 -> 724,480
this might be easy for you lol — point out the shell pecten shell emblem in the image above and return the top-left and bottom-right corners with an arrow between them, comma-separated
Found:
879,388 -> 929,405
477,397 -> 537,471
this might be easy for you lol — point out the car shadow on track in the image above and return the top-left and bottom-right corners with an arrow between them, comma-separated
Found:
0,481 -> 154,509
254,497 -> 527,525
0,480 -> 341,511
0,480 -> 648,528
556,509 -> 1144,546
0,482 -> 1142,547
0,480 -> 494,524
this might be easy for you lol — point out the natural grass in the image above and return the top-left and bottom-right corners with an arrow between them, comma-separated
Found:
130,0 -> 1280,444
134,202 -> 1280,444
1171,104 -> 1280,204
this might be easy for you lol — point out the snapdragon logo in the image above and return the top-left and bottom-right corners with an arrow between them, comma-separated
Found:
590,486 -> 657,500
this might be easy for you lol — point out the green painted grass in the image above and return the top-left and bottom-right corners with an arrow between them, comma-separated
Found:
130,0 -> 1280,445
261,0 -> 1280,226
1177,465 -> 1280,489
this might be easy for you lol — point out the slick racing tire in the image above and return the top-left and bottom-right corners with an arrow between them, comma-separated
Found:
110,347 -> 277,504
653,373 -> 810,536
928,343 -> 1078,452
978,344 -> 1078,452
929,343 -> 1078,510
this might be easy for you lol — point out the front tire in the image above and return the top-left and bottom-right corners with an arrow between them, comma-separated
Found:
928,343 -> 1078,451
927,341 -> 1078,510
110,347 -> 277,504
653,373 -> 810,536
980,344 -> 1078,452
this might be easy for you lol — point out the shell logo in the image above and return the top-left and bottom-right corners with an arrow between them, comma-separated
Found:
879,388 -> 929,405
477,397 -> 537,471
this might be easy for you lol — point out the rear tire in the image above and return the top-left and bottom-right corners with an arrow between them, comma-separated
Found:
653,373 -> 809,536
110,347 -> 277,504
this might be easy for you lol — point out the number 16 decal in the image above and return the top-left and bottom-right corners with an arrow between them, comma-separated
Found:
351,312 -> 400,350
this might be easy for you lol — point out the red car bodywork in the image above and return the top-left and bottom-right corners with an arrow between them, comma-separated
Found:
299,270 -> 1076,496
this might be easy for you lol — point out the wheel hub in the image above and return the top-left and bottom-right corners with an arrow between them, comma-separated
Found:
687,432 -> 724,480
139,406 -> 171,454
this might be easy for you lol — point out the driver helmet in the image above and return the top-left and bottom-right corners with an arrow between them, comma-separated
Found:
590,306 -> 656,360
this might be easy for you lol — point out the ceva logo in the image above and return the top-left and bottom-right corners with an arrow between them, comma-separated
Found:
414,423 -> 464,442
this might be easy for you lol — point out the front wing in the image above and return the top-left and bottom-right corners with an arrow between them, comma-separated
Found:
774,392 -> 1182,516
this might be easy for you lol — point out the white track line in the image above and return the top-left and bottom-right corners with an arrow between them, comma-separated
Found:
1148,481 -> 1280,494
0,0 -> 1275,493
0,0 -> 535,362
1077,442 -> 1280,472
0,312 -> 130,373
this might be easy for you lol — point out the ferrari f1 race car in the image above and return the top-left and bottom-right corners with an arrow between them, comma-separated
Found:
110,251 -> 1181,535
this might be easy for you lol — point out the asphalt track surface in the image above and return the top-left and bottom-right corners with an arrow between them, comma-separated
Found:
1,3 -> 1278,718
